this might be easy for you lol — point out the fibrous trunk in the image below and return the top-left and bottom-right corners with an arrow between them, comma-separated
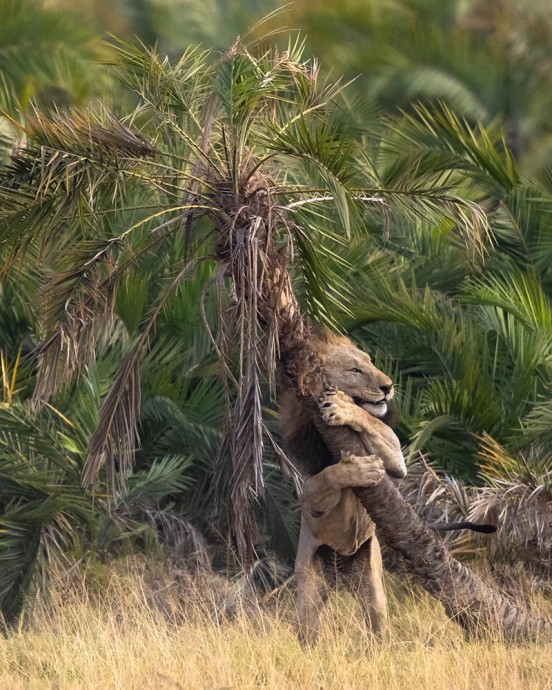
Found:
310,415 -> 552,641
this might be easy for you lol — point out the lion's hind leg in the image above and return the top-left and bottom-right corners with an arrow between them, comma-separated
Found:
295,517 -> 329,647
344,535 -> 388,636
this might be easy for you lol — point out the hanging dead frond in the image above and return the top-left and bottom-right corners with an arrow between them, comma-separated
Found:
82,258 -> 202,489
209,169 -> 274,564
32,261 -> 118,408
82,336 -> 142,488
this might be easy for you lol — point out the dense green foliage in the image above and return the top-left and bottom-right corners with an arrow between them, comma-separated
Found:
0,0 -> 551,622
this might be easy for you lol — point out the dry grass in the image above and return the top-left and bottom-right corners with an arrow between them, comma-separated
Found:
0,558 -> 551,690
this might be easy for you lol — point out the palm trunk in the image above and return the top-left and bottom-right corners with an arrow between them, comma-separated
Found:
355,476 -> 551,640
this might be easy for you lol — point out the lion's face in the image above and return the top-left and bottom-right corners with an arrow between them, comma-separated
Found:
322,344 -> 394,420
321,342 -> 406,479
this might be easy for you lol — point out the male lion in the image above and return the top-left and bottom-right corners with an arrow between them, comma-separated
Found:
280,329 -> 407,645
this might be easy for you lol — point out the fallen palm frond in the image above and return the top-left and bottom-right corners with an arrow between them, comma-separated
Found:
398,447 -> 552,578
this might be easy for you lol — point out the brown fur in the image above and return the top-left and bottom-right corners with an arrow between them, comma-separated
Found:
279,329 -> 407,645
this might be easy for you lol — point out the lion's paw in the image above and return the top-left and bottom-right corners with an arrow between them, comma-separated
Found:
336,452 -> 385,489
319,388 -> 356,427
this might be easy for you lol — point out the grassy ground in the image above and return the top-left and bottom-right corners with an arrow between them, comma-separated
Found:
0,558 -> 550,690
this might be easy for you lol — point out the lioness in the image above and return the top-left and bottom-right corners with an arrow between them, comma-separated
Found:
280,329 -> 406,645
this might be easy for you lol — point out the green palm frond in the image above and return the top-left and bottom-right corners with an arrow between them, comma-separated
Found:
139,390 -> 224,461
119,454 -> 194,507
519,400 -> 552,447
0,520 -> 41,624
383,102 -> 518,191
465,269 -> 552,330
0,403 -> 94,624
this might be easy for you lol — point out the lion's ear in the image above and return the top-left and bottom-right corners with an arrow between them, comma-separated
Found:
312,326 -> 352,353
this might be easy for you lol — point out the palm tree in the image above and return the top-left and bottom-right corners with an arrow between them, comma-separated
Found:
0,35 -> 550,638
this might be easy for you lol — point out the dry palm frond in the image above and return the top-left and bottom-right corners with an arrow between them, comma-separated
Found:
399,443 -> 552,573
143,509 -> 212,572
32,261 -> 118,408
82,336 -> 142,489
82,259 -> 201,489
208,167 -> 282,565
30,212 -> 200,406
398,456 -> 483,556
471,435 -> 552,572
27,107 -> 156,161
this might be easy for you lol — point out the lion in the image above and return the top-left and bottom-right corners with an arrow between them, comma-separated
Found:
280,329 -> 407,645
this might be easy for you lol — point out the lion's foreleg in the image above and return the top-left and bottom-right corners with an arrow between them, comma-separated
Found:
344,535 -> 388,635
319,388 -> 407,479
302,452 -> 385,519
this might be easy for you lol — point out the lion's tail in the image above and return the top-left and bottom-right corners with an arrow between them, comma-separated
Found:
429,521 -> 497,534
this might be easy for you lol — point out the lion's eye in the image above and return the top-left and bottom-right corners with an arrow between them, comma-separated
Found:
350,368 -> 363,374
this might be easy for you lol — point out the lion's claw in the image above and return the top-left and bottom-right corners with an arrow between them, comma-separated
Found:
319,388 -> 357,427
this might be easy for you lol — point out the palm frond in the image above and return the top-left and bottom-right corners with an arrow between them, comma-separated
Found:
472,435 -> 552,568
0,520 -> 41,624
82,258 -> 202,488
0,107 -> 157,255
120,454 -> 194,506
0,403 -> 94,624
385,102 -> 519,191
111,37 -> 213,146
464,269 -> 552,331
268,116 -> 359,236
139,390 -> 224,461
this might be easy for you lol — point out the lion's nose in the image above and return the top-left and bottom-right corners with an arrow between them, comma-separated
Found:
380,384 -> 392,396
